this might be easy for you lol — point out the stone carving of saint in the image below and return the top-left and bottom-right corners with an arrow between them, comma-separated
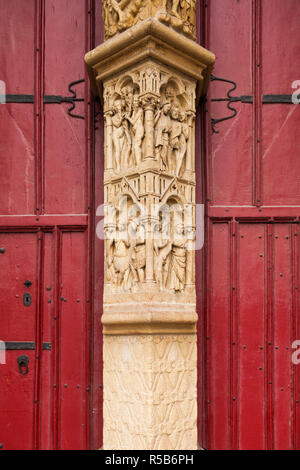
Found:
111,99 -> 126,171
176,110 -> 189,177
165,224 -> 187,292
154,220 -> 172,291
111,90 -> 135,171
107,221 -> 137,291
130,220 -> 146,283
120,86 -> 134,167
169,103 -> 189,177
154,102 -> 171,170
121,84 -> 134,116
105,225 -> 118,283
125,95 -> 144,166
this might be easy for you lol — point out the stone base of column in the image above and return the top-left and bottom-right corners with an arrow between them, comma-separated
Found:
103,333 -> 197,450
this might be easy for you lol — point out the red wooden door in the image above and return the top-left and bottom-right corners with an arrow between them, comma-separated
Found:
0,0 -> 103,450
198,0 -> 300,450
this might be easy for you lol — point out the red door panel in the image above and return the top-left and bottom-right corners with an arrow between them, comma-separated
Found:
206,0 -> 253,207
205,221 -> 300,449
0,0 -> 101,450
0,233 -> 37,340
272,224 -> 293,450
44,0 -> 88,94
44,105 -> 87,215
0,349 -> 36,450
44,0 -> 88,215
58,231 -> 89,450
201,0 -> 300,449
0,104 -> 35,215
0,0 -> 35,94
0,232 -> 38,450
206,222 -> 230,450
261,0 -> 300,92
238,224 -> 265,450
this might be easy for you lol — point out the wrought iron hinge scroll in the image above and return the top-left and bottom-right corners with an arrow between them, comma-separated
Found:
2,78 -> 85,120
210,75 -> 252,134
44,79 -> 85,119
210,75 -> 296,134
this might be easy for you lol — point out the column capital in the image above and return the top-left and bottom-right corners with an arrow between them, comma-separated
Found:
85,18 -> 215,101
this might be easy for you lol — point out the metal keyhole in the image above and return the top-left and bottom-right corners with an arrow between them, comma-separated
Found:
17,355 -> 29,375
23,292 -> 32,307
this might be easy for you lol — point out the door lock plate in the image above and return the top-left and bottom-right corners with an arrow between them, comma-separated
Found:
23,293 -> 32,307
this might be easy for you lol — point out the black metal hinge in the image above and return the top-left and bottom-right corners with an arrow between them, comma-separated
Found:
1,79 -> 85,120
4,342 -> 51,351
210,75 -> 297,134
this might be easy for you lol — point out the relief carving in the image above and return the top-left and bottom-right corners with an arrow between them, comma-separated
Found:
103,64 -> 196,295
157,0 -> 196,39
104,68 -> 194,176
165,224 -> 187,292
103,334 -> 197,450
103,0 -> 144,38
105,216 -> 147,292
103,0 -> 196,40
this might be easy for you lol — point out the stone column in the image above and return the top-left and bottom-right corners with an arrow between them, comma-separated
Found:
85,3 -> 215,450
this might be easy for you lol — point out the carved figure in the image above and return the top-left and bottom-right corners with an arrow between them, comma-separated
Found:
105,225 -> 118,283
154,220 -> 171,291
176,110 -> 189,177
121,85 -> 134,116
103,0 -> 196,39
111,100 -> 126,171
165,224 -> 187,292
125,95 -> 144,166
169,103 -> 189,176
170,0 -> 181,19
154,102 -> 171,170
120,86 -> 134,167
130,220 -> 146,283
103,0 -> 143,37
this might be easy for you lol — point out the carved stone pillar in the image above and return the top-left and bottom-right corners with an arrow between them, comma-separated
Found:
85,2 -> 215,450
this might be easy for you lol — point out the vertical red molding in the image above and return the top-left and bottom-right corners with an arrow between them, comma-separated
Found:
33,230 -> 44,449
252,0 -> 262,207
229,220 -> 239,449
296,225 -> 300,450
34,0 -> 45,215
90,0 -> 104,450
196,0 -> 210,450
52,227 -> 62,449
291,225 -> 299,449
85,0 -> 94,451
265,223 -> 274,449
33,0 -> 45,449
